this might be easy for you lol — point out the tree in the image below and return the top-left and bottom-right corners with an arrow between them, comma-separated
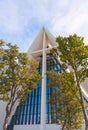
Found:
51,34 -> 88,130
0,40 -> 7,100
0,41 -> 40,130
47,70 -> 82,130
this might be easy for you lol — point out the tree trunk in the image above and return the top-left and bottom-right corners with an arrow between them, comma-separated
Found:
3,91 -> 18,130
74,70 -> 88,130
79,86 -> 88,130
3,102 -> 11,130
62,120 -> 66,130
86,122 -> 88,130
3,113 -> 10,130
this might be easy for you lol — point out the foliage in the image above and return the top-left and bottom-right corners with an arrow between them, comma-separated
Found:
50,34 -> 88,129
0,41 -> 40,130
47,70 -> 83,130
56,34 -> 88,82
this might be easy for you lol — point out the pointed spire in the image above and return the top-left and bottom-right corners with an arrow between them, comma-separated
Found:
28,27 -> 57,54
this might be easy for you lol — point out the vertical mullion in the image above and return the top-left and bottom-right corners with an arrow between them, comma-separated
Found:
32,90 -> 35,124
25,96 -> 29,124
28,94 -> 32,124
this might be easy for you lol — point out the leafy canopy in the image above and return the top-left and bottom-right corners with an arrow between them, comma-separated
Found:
48,34 -> 88,129
56,34 -> 88,82
47,70 -> 82,130
0,40 -> 41,130
0,41 -> 40,102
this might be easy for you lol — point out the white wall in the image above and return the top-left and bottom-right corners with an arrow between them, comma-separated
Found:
0,101 -> 7,130
14,124 -> 61,130
14,124 -> 85,130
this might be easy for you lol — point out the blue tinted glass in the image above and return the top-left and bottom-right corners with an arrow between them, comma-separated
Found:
7,54 -> 63,130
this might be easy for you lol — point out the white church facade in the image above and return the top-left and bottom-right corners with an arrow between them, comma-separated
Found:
0,27 -> 88,130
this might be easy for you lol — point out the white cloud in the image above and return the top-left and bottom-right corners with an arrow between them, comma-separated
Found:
51,0 -> 88,36
0,0 -> 20,34
0,0 -> 88,51
0,0 -> 50,35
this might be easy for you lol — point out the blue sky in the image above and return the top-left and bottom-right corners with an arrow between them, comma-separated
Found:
0,0 -> 88,52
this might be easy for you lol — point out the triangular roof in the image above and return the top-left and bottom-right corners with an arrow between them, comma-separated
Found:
28,27 -> 57,54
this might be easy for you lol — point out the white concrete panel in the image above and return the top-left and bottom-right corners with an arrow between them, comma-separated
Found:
14,124 -> 61,130
81,78 -> 88,99
14,124 -> 40,130
0,101 -> 7,130
14,124 -> 85,130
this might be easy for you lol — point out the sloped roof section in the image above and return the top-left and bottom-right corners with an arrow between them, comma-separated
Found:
28,27 -> 57,54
